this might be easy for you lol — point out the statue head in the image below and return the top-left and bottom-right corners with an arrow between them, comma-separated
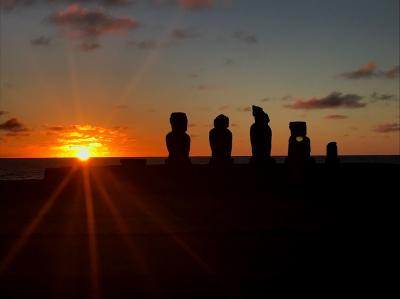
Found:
170,112 -> 188,132
214,114 -> 229,129
252,105 -> 270,124
327,142 -> 338,157
289,121 -> 307,137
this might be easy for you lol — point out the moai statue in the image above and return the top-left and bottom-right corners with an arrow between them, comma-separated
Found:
166,112 -> 191,165
209,114 -> 233,165
325,142 -> 340,165
287,121 -> 311,165
250,105 -> 272,164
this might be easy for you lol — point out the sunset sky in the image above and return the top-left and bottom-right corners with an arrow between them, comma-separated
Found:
0,0 -> 399,157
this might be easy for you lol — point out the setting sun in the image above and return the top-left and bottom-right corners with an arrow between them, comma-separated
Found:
76,146 -> 90,161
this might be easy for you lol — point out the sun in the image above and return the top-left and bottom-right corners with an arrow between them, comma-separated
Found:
76,146 -> 91,161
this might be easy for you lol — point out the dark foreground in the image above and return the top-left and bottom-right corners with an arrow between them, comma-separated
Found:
0,163 -> 398,298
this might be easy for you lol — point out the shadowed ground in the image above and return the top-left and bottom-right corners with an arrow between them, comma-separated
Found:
0,163 -> 397,298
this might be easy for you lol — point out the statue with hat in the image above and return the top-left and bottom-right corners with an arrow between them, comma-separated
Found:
250,105 -> 272,164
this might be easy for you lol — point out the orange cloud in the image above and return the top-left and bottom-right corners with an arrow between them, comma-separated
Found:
340,62 -> 399,79
324,114 -> 348,120
46,124 -> 130,157
340,62 -> 377,79
373,123 -> 400,133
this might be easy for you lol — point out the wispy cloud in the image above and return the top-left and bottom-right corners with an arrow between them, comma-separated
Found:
285,92 -> 366,109
370,92 -> 397,103
340,62 -> 377,79
381,65 -> 400,79
30,35 -> 52,46
170,28 -> 199,39
373,123 -> 400,133
222,58 -> 235,66
47,4 -> 139,51
80,40 -> 101,51
233,31 -> 258,44
0,118 -> 29,135
237,106 -> 251,112
324,114 -> 348,120
339,62 -> 399,79
281,95 -> 292,101
128,39 -> 168,50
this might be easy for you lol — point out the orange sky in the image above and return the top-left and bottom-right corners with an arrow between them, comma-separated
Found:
0,1 -> 399,157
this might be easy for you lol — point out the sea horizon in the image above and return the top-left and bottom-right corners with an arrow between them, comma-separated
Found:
1,155 -> 399,181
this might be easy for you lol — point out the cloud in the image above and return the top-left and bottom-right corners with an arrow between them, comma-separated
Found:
340,62 -> 399,79
46,124 -> 130,156
381,65 -> 400,79
47,4 -> 138,50
197,83 -> 223,91
340,62 -> 377,79
47,4 -> 138,37
285,92 -> 366,109
324,114 -> 348,120
129,28 -> 198,50
0,111 -> 8,117
170,28 -> 199,39
0,118 -> 29,134
233,31 -> 258,44
188,73 -> 199,79
282,95 -> 292,101
129,39 -> 167,50
237,106 -> 251,112
370,92 -> 397,103
373,123 -> 400,133
80,40 -> 101,51
30,35 -> 52,46
46,125 -> 68,132
222,58 -> 235,66
261,97 -> 270,102
1,0 -> 36,10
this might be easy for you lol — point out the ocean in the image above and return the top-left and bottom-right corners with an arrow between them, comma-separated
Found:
0,156 -> 399,181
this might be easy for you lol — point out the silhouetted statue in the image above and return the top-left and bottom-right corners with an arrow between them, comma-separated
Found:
286,121 -> 311,165
209,114 -> 233,165
250,105 -> 272,164
325,142 -> 340,165
166,112 -> 191,166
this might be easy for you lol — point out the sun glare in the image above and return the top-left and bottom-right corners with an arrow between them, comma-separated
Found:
76,146 -> 91,161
